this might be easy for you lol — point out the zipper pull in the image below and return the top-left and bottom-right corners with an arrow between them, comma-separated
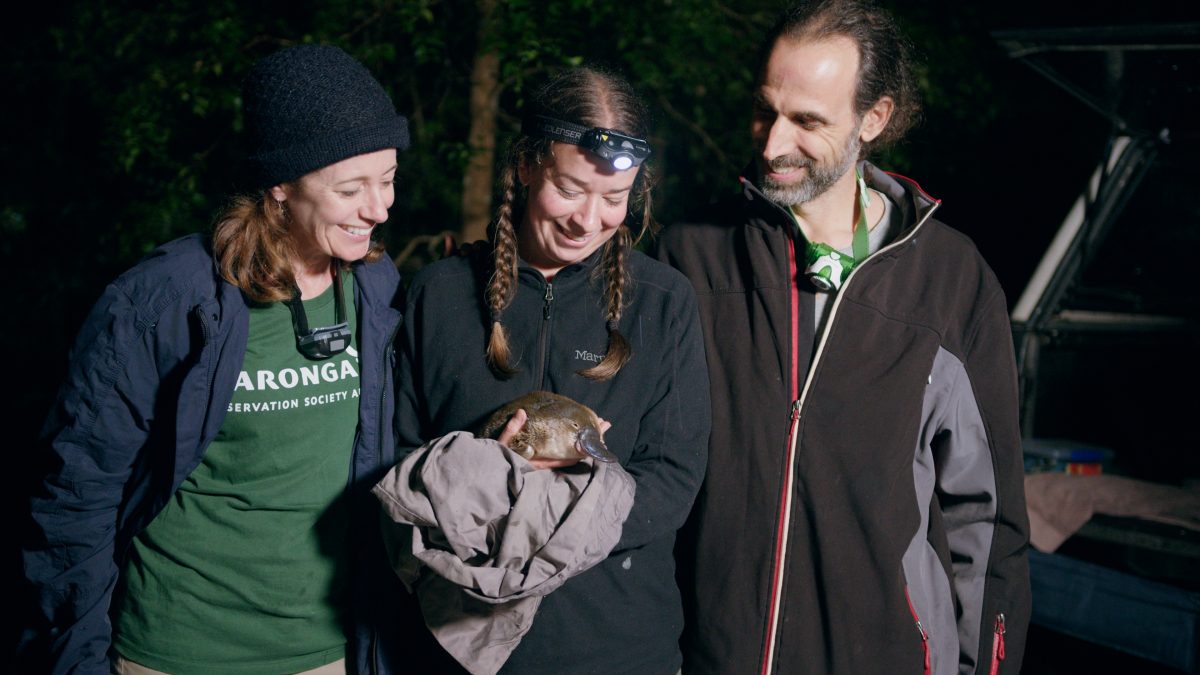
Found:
790,399 -> 801,421
916,618 -> 930,675
990,613 -> 1006,675
904,588 -> 931,675
543,282 -> 554,320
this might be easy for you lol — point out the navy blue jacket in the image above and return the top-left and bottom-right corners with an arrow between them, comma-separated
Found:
18,234 -> 406,674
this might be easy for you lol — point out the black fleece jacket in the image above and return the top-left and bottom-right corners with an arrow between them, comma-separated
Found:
394,247 -> 711,675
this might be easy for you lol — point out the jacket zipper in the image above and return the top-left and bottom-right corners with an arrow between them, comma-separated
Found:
760,194 -> 941,674
904,587 -> 932,675
535,281 -> 554,388
990,613 -> 1006,675
376,318 -> 401,466
761,400 -> 802,675
761,243 -> 804,675
366,290 -> 402,674
542,281 -> 555,320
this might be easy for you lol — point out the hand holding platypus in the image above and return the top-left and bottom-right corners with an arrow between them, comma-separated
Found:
481,391 -> 616,467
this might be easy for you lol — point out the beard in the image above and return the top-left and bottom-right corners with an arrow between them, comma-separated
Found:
759,128 -> 862,207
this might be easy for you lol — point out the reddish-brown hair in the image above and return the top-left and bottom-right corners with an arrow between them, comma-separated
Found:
212,191 -> 385,303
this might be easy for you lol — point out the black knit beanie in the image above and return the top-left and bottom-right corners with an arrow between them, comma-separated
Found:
243,44 -> 410,189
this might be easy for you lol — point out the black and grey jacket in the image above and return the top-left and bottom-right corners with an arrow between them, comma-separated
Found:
395,247 -> 711,675
654,163 -> 1031,675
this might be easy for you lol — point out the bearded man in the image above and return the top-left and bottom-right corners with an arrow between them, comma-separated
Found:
655,2 -> 1031,673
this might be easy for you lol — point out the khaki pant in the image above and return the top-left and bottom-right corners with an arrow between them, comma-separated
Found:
112,655 -> 346,675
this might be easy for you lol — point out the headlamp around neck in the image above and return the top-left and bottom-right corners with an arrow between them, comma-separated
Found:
284,264 -> 351,360
521,114 -> 650,171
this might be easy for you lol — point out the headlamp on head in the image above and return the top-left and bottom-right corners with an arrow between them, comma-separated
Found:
522,114 -> 650,171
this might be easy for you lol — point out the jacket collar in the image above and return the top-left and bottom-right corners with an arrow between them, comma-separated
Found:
516,244 -> 605,287
736,160 -> 797,233
736,159 -> 941,243
350,257 -> 400,313
860,162 -> 941,240
201,245 -> 400,347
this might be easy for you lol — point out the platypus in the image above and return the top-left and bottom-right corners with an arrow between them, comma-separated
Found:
480,391 -> 616,463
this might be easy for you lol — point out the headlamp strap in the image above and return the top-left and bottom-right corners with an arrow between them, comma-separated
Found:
521,114 -> 650,171
522,114 -> 588,146
852,165 -> 871,262
285,264 -> 347,347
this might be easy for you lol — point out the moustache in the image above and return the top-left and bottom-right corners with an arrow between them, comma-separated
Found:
765,154 -> 812,172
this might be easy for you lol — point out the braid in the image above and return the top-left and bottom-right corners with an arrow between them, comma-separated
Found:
485,165 -> 521,377
579,224 -> 633,381
633,164 -> 659,244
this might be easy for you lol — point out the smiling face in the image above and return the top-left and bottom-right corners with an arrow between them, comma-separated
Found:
271,148 -> 398,268
751,36 -> 891,208
517,142 -> 638,280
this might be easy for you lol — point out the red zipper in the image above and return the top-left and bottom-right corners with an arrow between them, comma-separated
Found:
990,613 -> 1006,675
759,238 -> 805,675
787,240 -> 800,402
904,588 -> 931,675
883,170 -> 942,205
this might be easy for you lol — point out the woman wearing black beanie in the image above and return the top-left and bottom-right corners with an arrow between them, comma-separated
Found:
19,44 -> 409,674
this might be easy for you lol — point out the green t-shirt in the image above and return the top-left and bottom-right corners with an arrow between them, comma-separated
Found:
114,276 -> 360,674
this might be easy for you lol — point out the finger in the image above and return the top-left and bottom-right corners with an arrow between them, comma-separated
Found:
497,408 -> 528,447
529,457 -> 583,470
598,417 -> 612,435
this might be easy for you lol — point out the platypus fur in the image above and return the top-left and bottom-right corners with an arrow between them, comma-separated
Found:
480,391 -> 615,463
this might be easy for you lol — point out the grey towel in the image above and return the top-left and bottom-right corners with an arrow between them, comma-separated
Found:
1025,472 -> 1200,552
373,431 -> 636,675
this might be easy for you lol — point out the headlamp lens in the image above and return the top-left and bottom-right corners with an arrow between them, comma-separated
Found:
582,127 -> 650,171
296,323 -> 351,359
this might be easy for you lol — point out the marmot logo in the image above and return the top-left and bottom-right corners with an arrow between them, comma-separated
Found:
574,349 -> 604,363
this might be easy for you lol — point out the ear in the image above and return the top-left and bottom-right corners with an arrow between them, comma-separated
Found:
269,184 -> 289,202
859,95 -> 895,144
517,160 -> 534,187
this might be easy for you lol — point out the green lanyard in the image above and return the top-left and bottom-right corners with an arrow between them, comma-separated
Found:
797,166 -> 872,291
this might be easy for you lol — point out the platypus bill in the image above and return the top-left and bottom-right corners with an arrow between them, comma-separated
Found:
480,391 -> 616,463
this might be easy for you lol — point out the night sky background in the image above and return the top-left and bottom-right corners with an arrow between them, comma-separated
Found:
3,1 -> 1198,670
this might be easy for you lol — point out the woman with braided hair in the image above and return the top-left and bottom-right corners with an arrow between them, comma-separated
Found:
387,66 -> 711,673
